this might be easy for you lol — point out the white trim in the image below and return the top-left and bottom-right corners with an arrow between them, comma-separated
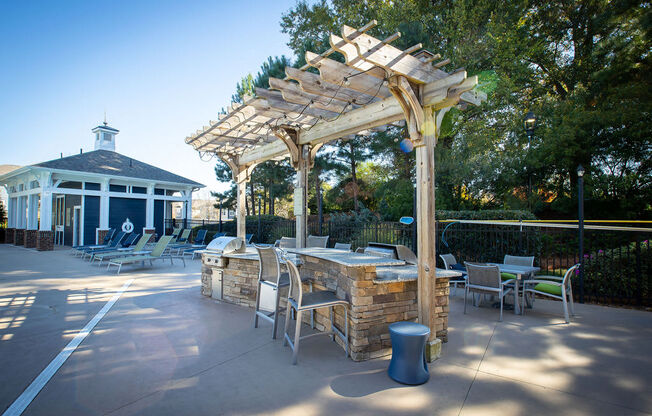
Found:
72,206 -> 81,247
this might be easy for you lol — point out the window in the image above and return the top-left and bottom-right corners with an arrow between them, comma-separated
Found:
103,132 -> 112,141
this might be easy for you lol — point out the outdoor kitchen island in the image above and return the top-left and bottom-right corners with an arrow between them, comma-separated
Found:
201,245 -> 462,361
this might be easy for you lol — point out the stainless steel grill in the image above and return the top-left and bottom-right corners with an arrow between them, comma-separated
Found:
363,242 -> 417,265
202,237 -> 246,300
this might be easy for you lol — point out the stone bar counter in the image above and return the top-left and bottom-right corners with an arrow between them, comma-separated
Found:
201,247 -> 461,361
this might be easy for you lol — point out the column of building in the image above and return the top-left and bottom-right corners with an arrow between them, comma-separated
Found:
37,172 -> 54,251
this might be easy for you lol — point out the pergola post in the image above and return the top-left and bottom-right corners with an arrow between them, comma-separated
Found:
219,153 -> 258,243
294,145 -> 309,248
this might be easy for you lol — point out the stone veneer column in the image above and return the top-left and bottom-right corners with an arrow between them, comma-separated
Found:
24,230 -> 38,248
14,229 -> 25,246
37,231 -> 54,251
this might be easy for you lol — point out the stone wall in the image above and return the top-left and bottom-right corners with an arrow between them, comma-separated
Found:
202,253 -> 450,362
24,230 -> 38,248
37,231 -> 54,251
14,229 -> 25,246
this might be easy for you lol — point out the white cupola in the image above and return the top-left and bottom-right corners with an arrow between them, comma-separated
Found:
92,121 -> 119,151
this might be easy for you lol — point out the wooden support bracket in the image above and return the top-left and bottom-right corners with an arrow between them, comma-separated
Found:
273,127 -> 301,168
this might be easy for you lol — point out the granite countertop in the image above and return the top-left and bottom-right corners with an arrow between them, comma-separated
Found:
374,265 -> 463,283
285,248 -> 406,267
222,247 -> 301,264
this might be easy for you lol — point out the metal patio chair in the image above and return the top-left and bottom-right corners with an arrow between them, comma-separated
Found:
282,257 -> 349,365
522,264 -> 578,323
253,245 -> 291,339
278,237 -> 296,249
439,253 -> 467,296
464,262 -> 515,321
306,235 -> 329,248
334,242 -> 352,251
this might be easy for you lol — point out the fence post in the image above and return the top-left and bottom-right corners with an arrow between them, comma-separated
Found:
636,234 -> 642,306
578,171 -> 585,304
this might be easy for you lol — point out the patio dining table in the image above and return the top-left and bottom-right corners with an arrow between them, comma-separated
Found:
486,263 -> 540,314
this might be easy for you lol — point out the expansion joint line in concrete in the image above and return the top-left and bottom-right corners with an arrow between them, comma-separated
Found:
457,323 -> 497,416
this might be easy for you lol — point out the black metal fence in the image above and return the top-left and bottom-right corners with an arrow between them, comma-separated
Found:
166,218 -> 651,307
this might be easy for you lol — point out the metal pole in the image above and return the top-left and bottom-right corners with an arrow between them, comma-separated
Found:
412,185 -> 417,254
219,200 -> 222,233
257,197 -> 261,243
318,192 -> 323,235
578,173 -> 585,304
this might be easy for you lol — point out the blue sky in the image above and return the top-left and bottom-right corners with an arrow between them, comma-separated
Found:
0,0 -> 297,197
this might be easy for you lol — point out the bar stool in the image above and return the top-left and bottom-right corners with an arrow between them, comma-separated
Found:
282,258 -> 349,365
387,321 -> 430,385
253,245 -> 289,339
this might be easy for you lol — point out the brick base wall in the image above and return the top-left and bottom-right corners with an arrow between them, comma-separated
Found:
143,228 -> 157,241
97,229 -> 111,245
14,229 -> 25,246
25,230 -> 38,248
37,231 -> 54,251
204,254 -> 450,362
4,228 -> 15,244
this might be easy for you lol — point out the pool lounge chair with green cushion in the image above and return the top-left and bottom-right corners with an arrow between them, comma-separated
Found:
168,229 -> 193,253
91,234 -> 153,266
107,236 -> 184,274
521,264 -> 578,323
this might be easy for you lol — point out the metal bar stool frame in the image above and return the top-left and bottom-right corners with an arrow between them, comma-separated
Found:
282,258 -> 349,365
253,245 -> 290,339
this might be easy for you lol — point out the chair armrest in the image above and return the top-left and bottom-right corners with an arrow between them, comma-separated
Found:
500,278 -> 515,286
523,279 -> 563,286
534,275 -> 564,281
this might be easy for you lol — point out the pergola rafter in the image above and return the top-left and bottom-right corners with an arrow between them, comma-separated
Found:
184,20 -> 486,360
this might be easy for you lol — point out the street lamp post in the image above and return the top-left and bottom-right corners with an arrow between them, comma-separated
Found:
577,164 -> 585,304
524,111 -> 537,209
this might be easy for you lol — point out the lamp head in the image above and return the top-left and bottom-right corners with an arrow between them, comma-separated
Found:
577,164 -> 585,177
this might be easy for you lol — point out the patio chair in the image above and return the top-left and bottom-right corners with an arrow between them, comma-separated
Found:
522,263 -> 578,323
306,235 -> 329,248
278,237 -> 296,249
439,253 -> 467,296
253,246 -> 290,339
80,231 -> 127,259
282,256 -> 349,365
334,243 -> 352,251
168,229 -> 196,254
70,228 -> 115,254
501,254 -> 535,280
106,236 -> 183,274
246,233 -> 254,244
355,247 -> 365,253
464,262 -> 515,321
91,233 -> 152,266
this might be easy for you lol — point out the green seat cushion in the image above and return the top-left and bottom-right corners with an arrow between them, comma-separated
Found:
114,255 -> 152,264
501,272 -> 516,281
533,282 -> 562,296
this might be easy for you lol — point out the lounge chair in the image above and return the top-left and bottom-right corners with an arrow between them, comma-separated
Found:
86,233 -> 140,261
180,230 -> 209,259
80,231 -> 127,259
107,236 -> 184,274
168,229 -> 194,254
91,234 -> 153,266
71,229 -> 115,255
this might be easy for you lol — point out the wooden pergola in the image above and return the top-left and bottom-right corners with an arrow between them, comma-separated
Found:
185,21 -> 485,359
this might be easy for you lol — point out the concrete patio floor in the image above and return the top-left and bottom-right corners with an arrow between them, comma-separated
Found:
0,245 -> 650,416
